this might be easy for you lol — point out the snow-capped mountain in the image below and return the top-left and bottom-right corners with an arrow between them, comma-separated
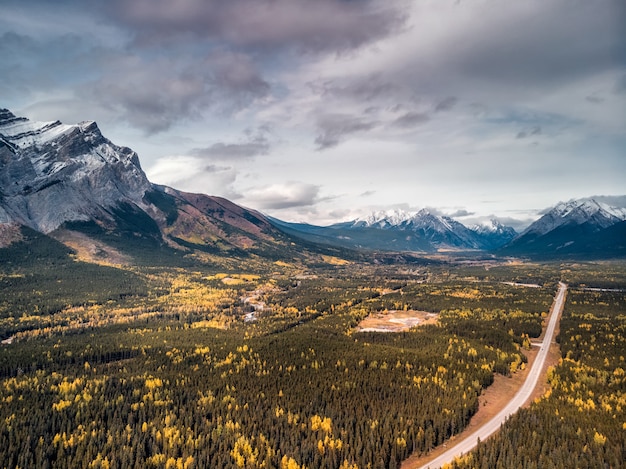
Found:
0,109 -> 297,259
352,209 -> 414,228
349,209 -> 516,251
521,198 -> 626,238
404,209 -> 483,249
470,219 -> 518,250
271,209 -> 518,253
0,109 -> 151,233
502,198 -> 626,257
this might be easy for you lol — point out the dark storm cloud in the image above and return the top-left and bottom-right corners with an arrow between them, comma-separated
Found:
2,0 -> 407,135
102,0 -> 407,53
209,50 -> 271,98
438,0 -> 625,89
82,51 -> 270,134
314,114 -> 378,150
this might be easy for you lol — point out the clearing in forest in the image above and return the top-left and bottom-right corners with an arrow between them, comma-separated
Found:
357,310 -> 438,332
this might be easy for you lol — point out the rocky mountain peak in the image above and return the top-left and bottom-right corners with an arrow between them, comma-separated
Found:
0,108 -> 151,233
521,198 -> 626,238
0,108 -> 26,126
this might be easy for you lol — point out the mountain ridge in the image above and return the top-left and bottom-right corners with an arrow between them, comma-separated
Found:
270,209 -> 517,253
1,108 -> 624,260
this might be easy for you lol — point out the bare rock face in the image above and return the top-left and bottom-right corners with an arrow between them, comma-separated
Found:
0,109 -> 151,233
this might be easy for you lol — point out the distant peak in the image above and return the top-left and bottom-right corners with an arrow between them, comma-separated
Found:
0,108 -> 27,126
355,209 -> 413,227
414,208 -> 440,218
79,120 -> 98,132
521,196 -> 626,237
0,108 -> 16,119
551,198 -> 626,220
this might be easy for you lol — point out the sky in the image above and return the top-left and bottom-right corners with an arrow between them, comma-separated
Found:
1,0 -> 625,230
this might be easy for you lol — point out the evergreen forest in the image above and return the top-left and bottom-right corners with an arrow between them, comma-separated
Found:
1,237 -> 624,468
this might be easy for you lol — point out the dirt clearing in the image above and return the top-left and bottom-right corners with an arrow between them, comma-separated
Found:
356,310 -> 438,332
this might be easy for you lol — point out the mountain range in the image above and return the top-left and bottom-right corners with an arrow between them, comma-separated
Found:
1,108 -> 624,262
270,210 -> 517,253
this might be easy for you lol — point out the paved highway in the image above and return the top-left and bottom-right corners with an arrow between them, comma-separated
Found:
417,282 -> 568,469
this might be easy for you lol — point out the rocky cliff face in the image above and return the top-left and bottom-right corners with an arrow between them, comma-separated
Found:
0,109 -> 151,233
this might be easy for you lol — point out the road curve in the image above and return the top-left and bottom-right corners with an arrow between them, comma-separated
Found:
417,282 -> 568,469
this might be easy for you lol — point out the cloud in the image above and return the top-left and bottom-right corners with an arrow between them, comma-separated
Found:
315,114 -> 378,150
191,140 -> 269,161
434,96 -> 458,112
434,1 -> 626,90
146,155 -> 240,198
243,182 -> 321,209
191,130 -> 270,161
589,195 -> 626,208
447,209 -> 474,218
103,0 -> 407,53
82,50 -> 270,134
209,49 -> 270,100
392,111 -> 430,128
616,74 -> 626,93
585,95 -> 604,104
516,126 -> 542,139
310,74 -> 397,102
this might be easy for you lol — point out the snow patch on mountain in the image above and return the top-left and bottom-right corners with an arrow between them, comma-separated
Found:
0,109 -> 74,147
